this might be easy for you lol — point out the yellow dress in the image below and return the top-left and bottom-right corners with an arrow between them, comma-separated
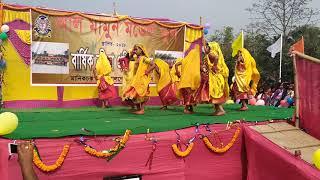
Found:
234,48 -> 260,98
95,49 -> 117,100
154,59 -> 178,105
170,58 -> 182,84
121,60 -> 136,100
177,45 -> 201,105
154,59 -> 171,93
207,42 -> 229,103
124,55 -> 151,103
178,45 -> 201,91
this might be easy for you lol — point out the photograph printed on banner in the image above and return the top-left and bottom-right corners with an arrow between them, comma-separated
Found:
154,50 -> 183,67
31,42 -> 69,74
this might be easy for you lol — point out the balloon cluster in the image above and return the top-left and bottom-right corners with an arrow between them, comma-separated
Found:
279,98 -> 294,107
0,24 -> 9,70
0,24 -> 9,42
203,23 -> 210,35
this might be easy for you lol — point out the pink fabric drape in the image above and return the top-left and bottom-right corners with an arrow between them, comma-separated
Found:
0,124 -> 245,180
243,125 -> 320,180
1,124 -> 320,179
295,55 -> 320,139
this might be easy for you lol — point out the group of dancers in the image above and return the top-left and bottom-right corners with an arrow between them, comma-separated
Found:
93,41 -> 260,116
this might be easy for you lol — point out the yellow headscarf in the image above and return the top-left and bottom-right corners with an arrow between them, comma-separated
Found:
207,42 -> 230,98
134,44 -> 149,58
235,48 -> 260,94
95,48 -> 114,85
208,42 -> 229,78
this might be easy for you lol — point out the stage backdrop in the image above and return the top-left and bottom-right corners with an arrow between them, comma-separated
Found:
31,10 -> 185,86
0,5 -> 203,108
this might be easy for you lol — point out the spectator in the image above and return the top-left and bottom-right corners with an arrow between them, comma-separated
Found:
18,142 -> 39,180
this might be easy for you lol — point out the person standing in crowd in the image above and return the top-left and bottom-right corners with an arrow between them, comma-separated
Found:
18,142 -> 39,180
232,48 -> 260,111
94,49 -> 117,108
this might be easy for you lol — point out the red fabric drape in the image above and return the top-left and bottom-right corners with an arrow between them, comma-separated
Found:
295,56 -> 320,139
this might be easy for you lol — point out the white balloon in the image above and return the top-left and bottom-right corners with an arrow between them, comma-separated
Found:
1,25 -> 10,33
255,99 -> 265,106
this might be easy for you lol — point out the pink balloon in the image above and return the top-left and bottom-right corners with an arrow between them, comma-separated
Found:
280,100 -> 289,107
255,99 -> 265,106
249,98 -> 256,106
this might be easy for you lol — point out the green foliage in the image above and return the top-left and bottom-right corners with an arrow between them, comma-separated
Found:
207,25 -> 320,85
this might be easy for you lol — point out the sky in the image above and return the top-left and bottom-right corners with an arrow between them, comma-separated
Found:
4,0 -> 320,31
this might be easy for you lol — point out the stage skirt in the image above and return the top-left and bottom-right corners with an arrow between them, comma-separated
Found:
124,86 -> 150,104
232,82 -> 249,100
98,77 -> 117,100
158,83 -> 178,106
194,76 -> 210,103
180,88 -> 195,106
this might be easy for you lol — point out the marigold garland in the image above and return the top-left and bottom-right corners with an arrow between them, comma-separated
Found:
172,142 -> 194,157
33,144 -> 70,172
202,127 -> 241,153
84,129 -> 131,158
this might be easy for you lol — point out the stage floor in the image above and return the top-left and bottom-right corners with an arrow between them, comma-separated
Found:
2,104 -> 294,139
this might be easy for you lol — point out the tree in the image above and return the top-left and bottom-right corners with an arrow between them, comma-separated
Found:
247,0 -> 319,39
289,25 -> 320,58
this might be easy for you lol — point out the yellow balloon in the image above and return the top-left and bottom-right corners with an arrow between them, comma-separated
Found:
0,112 -> 19,135
313,149 -> 320,170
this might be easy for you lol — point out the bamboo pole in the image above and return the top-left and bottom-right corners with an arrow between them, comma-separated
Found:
292,54 -> 300,127
293,51 -> 320,64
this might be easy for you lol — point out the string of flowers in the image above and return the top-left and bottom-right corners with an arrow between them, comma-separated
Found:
83,129 -> 131,160
202,126 -> 241,153
33,144 -> 70,172
172,125 -> 199,157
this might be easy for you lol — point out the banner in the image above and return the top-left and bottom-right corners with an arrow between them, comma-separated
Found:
31,11 -> 185,86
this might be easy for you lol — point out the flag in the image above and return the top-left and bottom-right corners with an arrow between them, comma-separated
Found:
232,31 -> 243,57
291,36 -> 304,54
267,36 -> 282,58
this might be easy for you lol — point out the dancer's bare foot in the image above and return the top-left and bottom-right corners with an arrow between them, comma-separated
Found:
133,109 -> 145,115
239,106 -> 248,111
213,110 -> 225,116
160,106 -> 168,110
184,109 -> 193,114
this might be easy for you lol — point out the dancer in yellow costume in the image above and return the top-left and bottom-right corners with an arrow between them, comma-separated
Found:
119,49 -> 137,110
232,48 -> 260,111
175,45 -> 201,114
94,49 -> 117,108
203,42 -> 229,115
145,58 -> 178,110
123,44 -> 152,115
